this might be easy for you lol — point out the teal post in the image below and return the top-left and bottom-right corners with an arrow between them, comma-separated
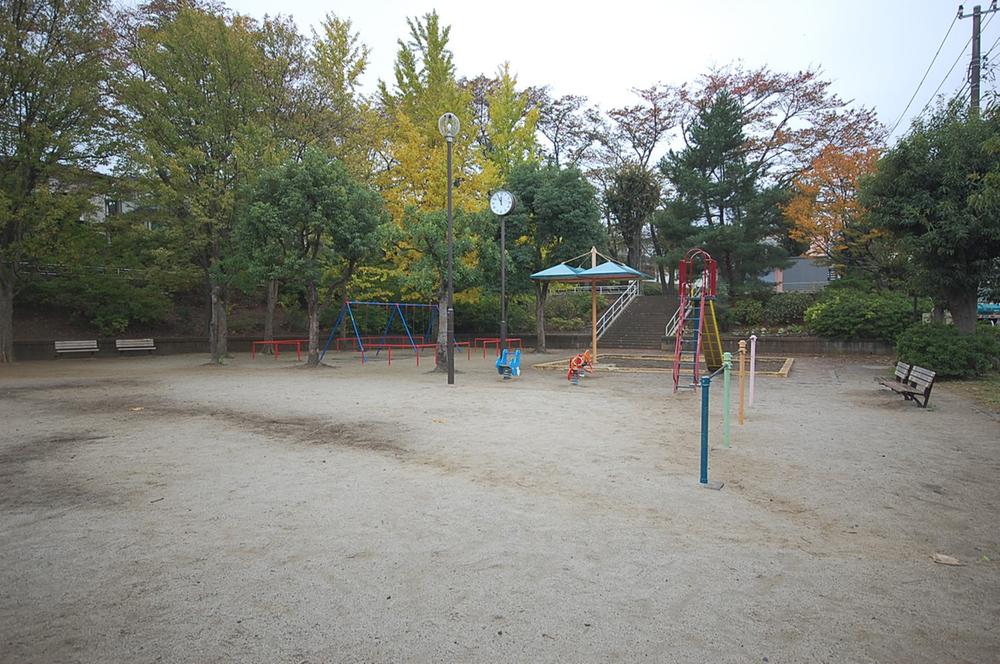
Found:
699,376 -> 710,484
722,352 -> 732,448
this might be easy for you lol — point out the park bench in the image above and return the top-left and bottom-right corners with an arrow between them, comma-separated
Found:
878,362 -> 937,408
115,338 -> 156,355
54,340 -> 99,357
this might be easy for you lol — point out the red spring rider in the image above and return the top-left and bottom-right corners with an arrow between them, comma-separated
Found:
567,349 -> 593,384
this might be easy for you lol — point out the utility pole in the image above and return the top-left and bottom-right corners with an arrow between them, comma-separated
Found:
960,1 -> 999,114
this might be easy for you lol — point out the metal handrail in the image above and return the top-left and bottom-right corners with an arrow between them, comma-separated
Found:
596,280 -> 640,338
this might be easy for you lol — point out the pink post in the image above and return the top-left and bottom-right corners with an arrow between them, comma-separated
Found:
749,334 -> 757,408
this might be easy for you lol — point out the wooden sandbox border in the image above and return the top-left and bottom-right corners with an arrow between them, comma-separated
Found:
532,353 -> 793,377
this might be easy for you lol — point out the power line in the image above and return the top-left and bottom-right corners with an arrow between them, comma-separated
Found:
889,13 -> 959,136
917,34 -> 973,118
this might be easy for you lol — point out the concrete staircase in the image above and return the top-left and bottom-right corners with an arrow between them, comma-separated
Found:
599,294 -> 678,349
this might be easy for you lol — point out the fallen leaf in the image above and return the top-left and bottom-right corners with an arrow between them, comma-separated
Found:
932,553 -> 964,566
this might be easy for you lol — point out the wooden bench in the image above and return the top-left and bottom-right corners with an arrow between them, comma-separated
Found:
115,338 -> 156,355
878,362 -> 936,407
54,340 -> 98,357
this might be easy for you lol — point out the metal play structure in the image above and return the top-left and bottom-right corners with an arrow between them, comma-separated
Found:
319,301 -> 437,363
669,248 -> 724,392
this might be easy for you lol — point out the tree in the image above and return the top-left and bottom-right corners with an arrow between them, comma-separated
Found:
785,145 -> 879,253
682,64 -> 885,187
505,163 -> 604,352
468,64 -> 540,179
532,90 -> 601,168
395,207 -> 480,368
311,13 -> 375,174
241,149 -> 387,366
660,91 -> 789,293
118,6 -> 268,362
783,144 -> 908,288
604,163 -> 661,269
0,0 -> 113,362
861,104 -> 1000,334
375,11 -> 498,364
591,84 -> 681,273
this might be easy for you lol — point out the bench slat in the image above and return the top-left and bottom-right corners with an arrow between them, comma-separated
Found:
879,362 -> 936,407
54,340 -> 98,357
116,338 -> 156,353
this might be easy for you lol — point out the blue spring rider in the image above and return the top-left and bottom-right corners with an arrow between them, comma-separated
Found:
496,349 -> 521,379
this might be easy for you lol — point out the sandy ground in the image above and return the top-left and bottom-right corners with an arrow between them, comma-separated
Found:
0,350 -> 998,663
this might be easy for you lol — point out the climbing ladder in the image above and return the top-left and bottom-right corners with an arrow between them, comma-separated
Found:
671,249 -> 724,392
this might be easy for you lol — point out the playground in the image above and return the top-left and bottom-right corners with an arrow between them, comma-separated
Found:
1,352 -> 998,662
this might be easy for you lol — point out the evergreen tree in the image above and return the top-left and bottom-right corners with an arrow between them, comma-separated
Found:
660,91 -> 788,295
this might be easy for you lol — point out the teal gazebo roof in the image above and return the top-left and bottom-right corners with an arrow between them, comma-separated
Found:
529,263 -> 586,280
577,261 -> 651,280
530,260 -> 650,283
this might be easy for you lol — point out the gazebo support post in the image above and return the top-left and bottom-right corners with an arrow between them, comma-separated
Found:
591,246 -> 598,363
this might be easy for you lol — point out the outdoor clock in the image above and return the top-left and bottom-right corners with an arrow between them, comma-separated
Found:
490,190 -> 515,216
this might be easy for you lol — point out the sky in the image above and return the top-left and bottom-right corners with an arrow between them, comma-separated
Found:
221,0 -> 997,144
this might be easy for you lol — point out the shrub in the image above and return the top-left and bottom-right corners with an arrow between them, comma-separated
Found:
641,281 -> 663,296
547,292 -> 605,320
895,323 -> 1000,377
454,295 -> 532,334
547,316 -> 587,331
763,292 -> 817,325
730,299 -> 764,326
804,289 -> 915,342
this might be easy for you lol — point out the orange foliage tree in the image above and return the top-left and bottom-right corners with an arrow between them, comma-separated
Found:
785,145 -> 881,257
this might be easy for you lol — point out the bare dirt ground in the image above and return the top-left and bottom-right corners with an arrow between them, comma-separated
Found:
1,350 -> 998,663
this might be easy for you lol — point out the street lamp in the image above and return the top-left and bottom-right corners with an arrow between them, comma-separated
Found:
438,112 -> 460,385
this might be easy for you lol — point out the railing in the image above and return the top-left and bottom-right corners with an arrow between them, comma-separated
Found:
596,280 -> 640,338
561,283 -> 632,295
665,285 -> 699,337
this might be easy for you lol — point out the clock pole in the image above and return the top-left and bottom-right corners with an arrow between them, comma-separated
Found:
500,214 -> 507,352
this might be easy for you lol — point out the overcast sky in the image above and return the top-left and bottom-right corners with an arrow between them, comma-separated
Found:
223,0 -> 997,143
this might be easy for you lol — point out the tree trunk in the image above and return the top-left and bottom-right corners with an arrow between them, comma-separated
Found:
209,280 -> 228,363
534,281 -> 549,353
306,280 -> 320,367
0,267 -> 14,363
947,288 -> 979,335
649,223 -> 666,290
722,251 -> 737,300
264,278 -> 278,343
632,226 -> 643,272
434,283 -> 448,371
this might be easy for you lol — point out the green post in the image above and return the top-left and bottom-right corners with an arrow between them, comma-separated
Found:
722,351 -> 732,448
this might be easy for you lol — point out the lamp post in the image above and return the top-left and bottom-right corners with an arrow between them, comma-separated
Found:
438,112 -> 460,385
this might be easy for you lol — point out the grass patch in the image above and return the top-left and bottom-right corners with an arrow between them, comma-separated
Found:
947,371 -> 1000,414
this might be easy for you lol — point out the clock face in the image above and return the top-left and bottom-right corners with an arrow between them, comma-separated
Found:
490,190 -> 514,216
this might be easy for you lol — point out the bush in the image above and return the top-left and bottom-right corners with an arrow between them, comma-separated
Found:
25,276 -> 170,336
763,292 -> 816,325
730,299 -> 764,326
454,295 -> 533,334
896,323 -> 1000,377
547,292 -> 605,320
804,289 -> 915,342
547,316 -> 587,331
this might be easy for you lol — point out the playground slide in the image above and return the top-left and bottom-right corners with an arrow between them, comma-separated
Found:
702,300 -> 724,372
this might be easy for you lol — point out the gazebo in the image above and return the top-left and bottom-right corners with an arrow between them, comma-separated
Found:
530,247 -> 650,362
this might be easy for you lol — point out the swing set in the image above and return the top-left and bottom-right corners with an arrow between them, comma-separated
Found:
319,300 -> 438,363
